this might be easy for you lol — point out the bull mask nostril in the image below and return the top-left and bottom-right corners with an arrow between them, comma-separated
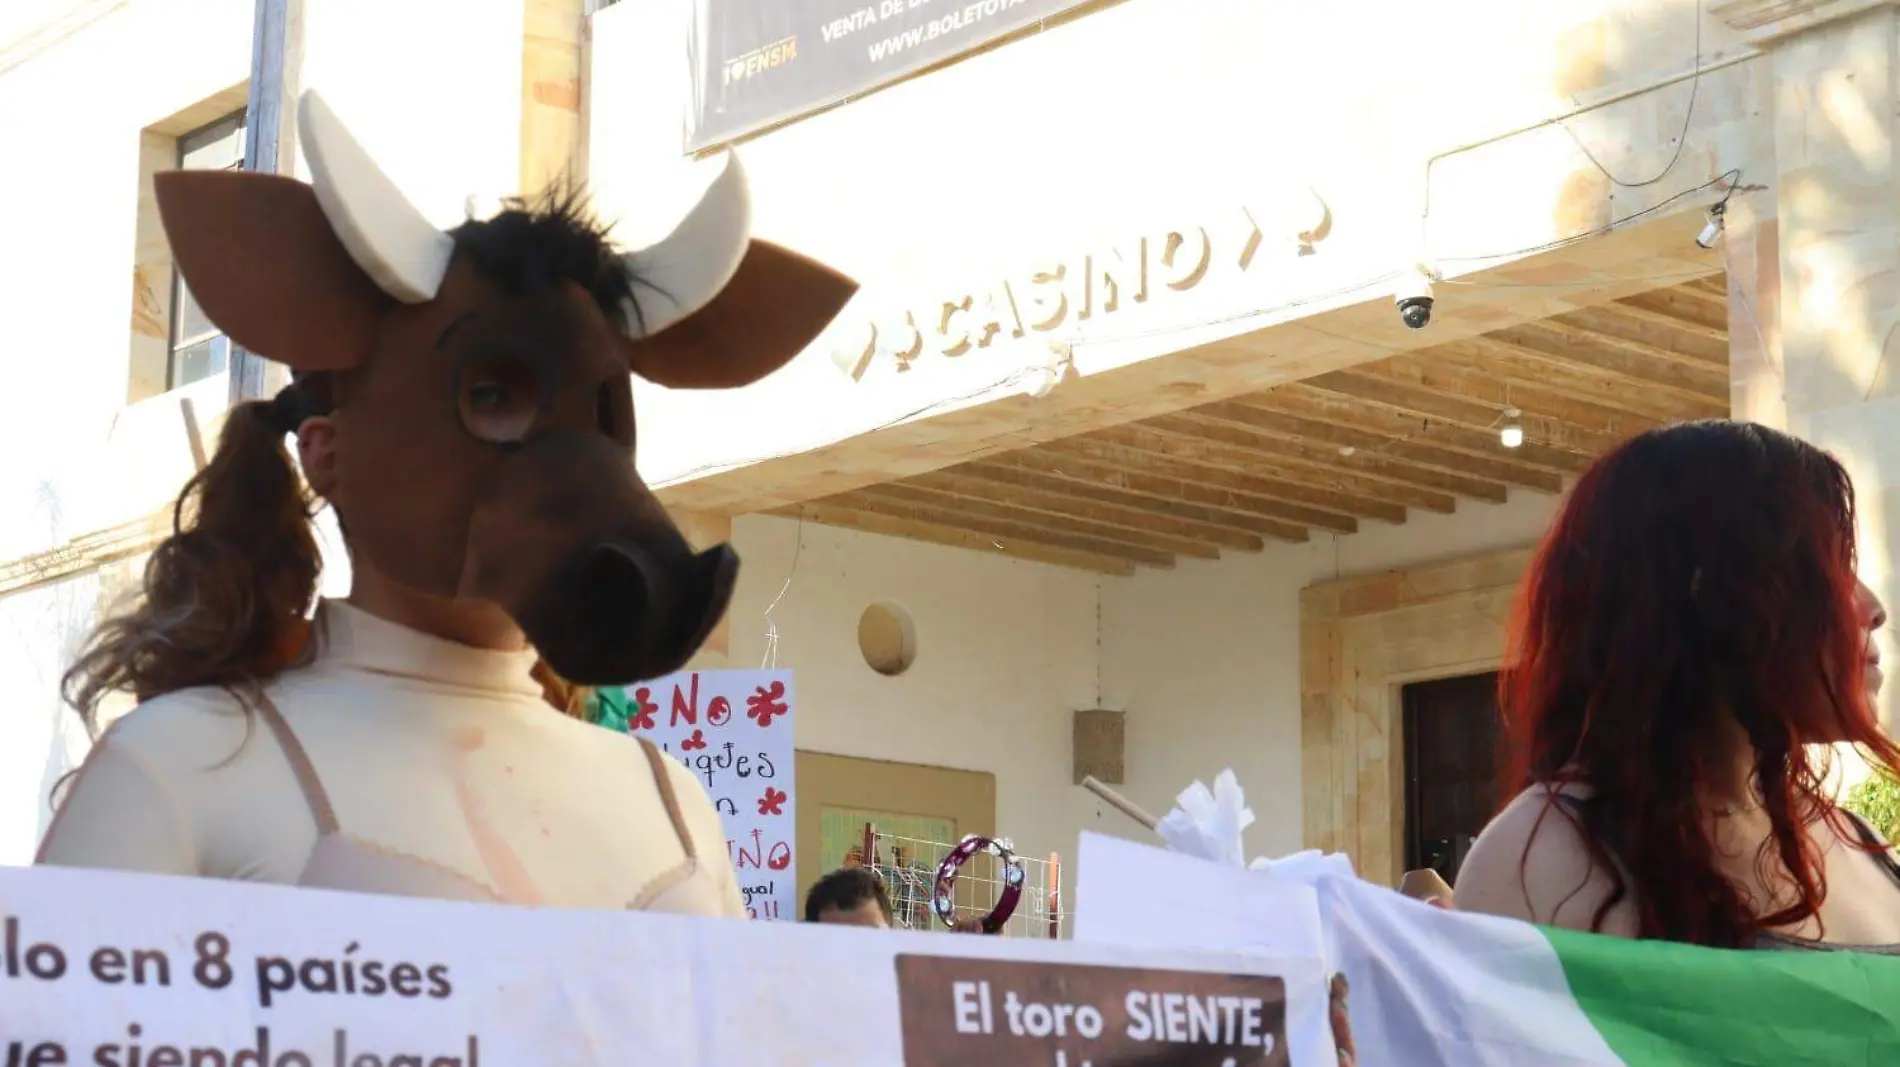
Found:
517,542 -> 663,687
678,544 -> 741,656
516,539 -> 738,687
577,543 -> 653,648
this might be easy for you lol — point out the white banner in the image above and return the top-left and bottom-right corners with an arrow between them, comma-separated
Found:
619,670 -> 796,920
0,865 -> 1331,1066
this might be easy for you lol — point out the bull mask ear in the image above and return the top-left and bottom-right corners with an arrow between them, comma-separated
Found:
298,91 -> 456,304
619,153 -> 858,389
152,89 -> 459,372
155,169 -> 393,372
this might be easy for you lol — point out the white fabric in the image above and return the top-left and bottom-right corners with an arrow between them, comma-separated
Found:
1154,767 -> 1253,868
1078,769 -> 1625,1067
1077,833 -> 1623,1066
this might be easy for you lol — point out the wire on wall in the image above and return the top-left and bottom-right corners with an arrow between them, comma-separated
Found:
1093,579 -> 1104,709
1559,0 -> 1706,191
1434,170 -> 1739,269
758,513 -> 805,670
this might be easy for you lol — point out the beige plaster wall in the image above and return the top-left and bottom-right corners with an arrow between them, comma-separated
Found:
0,0 -> 255,561
705,489 -> 1560,904
1102,498 -> 1555,868
299,0 -> 526,222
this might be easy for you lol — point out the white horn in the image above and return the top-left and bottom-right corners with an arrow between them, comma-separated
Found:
618,152 -> 752,338
297,91 -> 454,304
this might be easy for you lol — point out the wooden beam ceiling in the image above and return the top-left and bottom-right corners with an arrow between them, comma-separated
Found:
776,278 -> 1731,573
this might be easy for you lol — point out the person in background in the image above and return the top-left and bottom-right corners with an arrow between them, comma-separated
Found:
1331,975 -> 1358,1066
805,866 -> 894,928
1456,421 -> 1900,950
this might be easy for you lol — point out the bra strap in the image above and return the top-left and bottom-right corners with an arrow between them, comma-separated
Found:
1840,809 -> 1900,885
252,692 -> 341,837
637,739 -> 697,860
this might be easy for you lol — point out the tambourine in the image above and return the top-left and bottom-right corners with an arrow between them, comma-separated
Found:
932,834 -> 1025,934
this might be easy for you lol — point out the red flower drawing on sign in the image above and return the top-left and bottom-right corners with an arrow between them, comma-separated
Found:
746,682 -> 789,728
628,688 -> 658,732
679,729 -> 708,752
757,787 -> 788,816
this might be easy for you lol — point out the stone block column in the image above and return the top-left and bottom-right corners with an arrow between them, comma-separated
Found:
1729,0 -> 1900,728
1722,195 -> 1786,430
521,0 -> 586,197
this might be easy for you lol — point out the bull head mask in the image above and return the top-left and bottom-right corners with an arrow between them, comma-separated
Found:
155,92 -> 856,686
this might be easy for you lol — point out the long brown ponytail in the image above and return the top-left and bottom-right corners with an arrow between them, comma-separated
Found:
62,399 -> 321,735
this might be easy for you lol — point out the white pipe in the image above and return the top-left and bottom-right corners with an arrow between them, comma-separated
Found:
179,398 -> 208,472
1421,49 -> 1762,224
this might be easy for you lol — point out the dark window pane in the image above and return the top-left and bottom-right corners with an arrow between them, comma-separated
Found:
172,279 -> 219,348
167,109 -> 247,389
170,336 -> 229,388
178,112 -> 246,170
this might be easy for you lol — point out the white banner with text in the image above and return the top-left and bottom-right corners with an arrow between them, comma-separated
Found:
0,865 -> 1329,1067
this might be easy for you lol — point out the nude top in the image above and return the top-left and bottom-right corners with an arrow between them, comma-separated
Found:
37,601 -> 744,917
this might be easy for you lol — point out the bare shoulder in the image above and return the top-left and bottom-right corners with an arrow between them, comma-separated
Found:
1456,785 -> 1639,937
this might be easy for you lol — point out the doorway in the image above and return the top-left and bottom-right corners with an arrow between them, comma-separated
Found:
1401,671 -> 1504,886
793,751 -> 996,915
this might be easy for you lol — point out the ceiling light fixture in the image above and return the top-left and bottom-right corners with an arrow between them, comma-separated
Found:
1500,406 -> 1524,449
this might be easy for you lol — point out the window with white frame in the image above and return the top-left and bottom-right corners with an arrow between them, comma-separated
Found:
168,111 -> 247,388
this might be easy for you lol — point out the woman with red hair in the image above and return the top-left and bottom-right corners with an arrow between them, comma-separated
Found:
1456,420 -> 1900,949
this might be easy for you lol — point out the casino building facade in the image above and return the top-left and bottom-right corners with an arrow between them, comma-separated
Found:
3,0 -> 1896,913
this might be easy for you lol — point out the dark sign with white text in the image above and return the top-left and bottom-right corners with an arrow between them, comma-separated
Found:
688,0 -> 1092,149
895,955 -> 1290,1067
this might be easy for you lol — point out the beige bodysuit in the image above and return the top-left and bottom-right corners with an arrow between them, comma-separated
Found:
36,601 -> 745,916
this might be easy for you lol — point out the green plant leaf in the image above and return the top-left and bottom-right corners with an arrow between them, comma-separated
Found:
1843,770 -> 1900,844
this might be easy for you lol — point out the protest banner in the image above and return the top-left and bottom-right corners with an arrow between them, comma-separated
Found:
0,864 -> 1330,1066
613,670 -> 797,921
1074,832 -> 1900,1067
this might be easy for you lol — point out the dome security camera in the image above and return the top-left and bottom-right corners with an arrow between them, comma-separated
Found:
1395,268 -> 1436,330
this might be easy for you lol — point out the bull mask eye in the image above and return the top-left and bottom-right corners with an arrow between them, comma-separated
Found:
455,350 -> 543,444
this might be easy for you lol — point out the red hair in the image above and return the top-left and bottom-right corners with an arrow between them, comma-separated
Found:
1500,420 -> 1900,946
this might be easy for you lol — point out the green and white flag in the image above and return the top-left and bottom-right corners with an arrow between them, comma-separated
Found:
1075,777 -> 1900,1066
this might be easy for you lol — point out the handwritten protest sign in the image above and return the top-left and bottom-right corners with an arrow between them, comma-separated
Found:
616,669 -> 796,921
0,865 -> 1330,1066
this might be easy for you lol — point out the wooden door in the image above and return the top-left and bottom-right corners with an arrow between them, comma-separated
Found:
1402,671 -> 1504,886
794,752 -> 996,922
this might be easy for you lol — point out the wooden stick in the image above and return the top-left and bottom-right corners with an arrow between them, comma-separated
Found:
1046,852 -> 1061,940
1081,776 -> 1160,832
179,397 -> 209,472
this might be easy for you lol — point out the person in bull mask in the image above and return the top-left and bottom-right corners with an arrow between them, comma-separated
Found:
37,92 -> 855,915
